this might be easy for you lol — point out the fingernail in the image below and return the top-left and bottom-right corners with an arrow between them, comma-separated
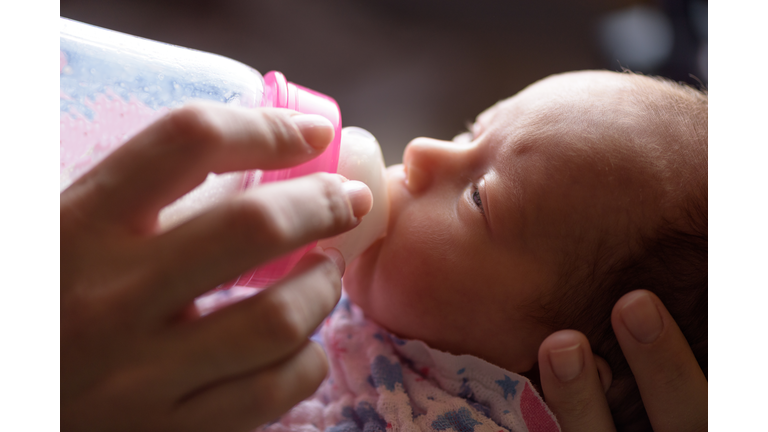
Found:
549,343 -> 584,382
341,180 -> 373,219
322,247 -> 345,276
620,292 -> 663,344
293,114 -> 334,149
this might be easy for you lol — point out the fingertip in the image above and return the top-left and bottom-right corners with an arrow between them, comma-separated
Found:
307,340 -> 330,381
320,247 -> 346,277
540,330 -> 588,383
341,180 -> 373,219
304,246 -> 347,278
612,290 -> 664,345
292,114 -> 335,150
611,291 -> 708,432
538,330 -> 616,432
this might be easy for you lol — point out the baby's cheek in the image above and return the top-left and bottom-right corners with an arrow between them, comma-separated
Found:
376,261 -> 462,336
353,203 -> 463,337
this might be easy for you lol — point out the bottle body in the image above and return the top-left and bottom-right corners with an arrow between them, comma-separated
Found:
60,17 -> 341,191
60,17 -> 343,287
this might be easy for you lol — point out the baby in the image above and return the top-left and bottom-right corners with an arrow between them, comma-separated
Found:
262,70 -> 708,432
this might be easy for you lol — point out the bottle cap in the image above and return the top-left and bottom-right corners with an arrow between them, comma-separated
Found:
261,71 -> 342,182
222,71 -> 344,288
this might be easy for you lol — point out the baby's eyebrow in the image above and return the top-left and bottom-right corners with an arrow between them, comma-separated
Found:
475,105 -> 500,131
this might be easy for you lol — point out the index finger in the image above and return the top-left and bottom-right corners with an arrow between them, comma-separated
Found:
66,102 -> 335,232
612,290 -> 707,432
142,173 -> 371,314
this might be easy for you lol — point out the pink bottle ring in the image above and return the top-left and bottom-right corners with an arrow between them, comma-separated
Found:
219,71 -> 342,289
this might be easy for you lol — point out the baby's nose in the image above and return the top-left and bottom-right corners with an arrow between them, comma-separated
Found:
403,137 -> 465,194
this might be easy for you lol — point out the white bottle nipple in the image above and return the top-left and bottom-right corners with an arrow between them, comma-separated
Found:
318,127 -> 389,263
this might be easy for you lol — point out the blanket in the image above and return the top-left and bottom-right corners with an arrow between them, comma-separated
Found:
257,297 -> 560,432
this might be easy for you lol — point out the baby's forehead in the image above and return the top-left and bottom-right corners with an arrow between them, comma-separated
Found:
481,72 -> 651,118
476,72 -> 687,152
488,70 -> 704,213
482,74 -> 692,184
479,71 -> 705,262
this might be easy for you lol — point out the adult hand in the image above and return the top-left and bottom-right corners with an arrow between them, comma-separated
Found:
61,102 -> 373,432
537,290 -> 707,432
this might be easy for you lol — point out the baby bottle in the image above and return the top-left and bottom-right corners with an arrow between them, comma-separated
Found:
60,17 -> 388,288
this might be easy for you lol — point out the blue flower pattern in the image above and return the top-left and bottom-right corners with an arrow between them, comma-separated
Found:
261,303 -> 558,432
328,402 -> 387,432
495,375 -> 519,400
371,355 -> 403,391
431,407 -> 483,432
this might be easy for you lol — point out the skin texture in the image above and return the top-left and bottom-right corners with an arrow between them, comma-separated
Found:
60,102 -> 373,432
344,70 -> 694,373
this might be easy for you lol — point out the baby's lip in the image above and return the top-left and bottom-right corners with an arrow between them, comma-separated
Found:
386,163 -> 406,178
386,163 -> 407,190
384,163 -> 406,222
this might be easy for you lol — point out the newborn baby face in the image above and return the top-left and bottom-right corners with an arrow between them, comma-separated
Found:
344,71 -> 690,372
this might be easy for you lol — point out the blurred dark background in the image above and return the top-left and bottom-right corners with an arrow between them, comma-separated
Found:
60,0 -> 707,166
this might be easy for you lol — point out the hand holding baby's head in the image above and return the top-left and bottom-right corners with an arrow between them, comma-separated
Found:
344,70 -> 707,430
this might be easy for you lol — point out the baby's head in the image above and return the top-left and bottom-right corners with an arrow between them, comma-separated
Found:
344,70 -> 707,429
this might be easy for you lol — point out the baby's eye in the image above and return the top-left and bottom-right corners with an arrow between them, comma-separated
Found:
471,184 -> 484,214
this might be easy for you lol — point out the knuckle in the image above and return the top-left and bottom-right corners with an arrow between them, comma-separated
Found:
314,173 -> 352,230
554,395 -> 603,427
545,378 -> 607,425
226,197 -> 292,247
654,359 -> 689,393
258,111 -> 304,156
166,104 -> 224,152
249,345 -> 327,410
566,395 -> 596,416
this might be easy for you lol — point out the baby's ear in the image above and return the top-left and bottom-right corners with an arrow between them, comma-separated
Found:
593,354 -> 613,393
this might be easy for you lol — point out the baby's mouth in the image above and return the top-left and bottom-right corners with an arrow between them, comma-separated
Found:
343,166 -> 400,285
385,163 -> 406,207
385,164 -> 406,194
387,163 -> 406,177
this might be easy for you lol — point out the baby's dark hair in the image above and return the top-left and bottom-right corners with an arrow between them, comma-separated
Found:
537,75 -> 707,431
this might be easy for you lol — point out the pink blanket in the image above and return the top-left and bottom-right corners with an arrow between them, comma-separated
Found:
257,297 -> 560,432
